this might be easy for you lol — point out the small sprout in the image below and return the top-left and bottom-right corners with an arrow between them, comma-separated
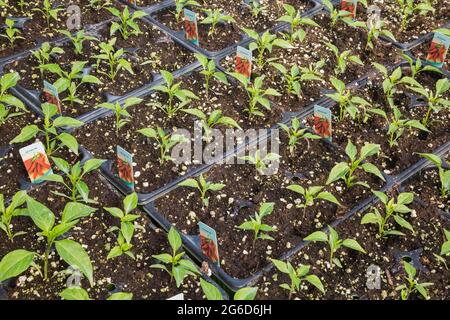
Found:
32,0 -> 63,29
0,72 -> 27,127
200,9 -> 235,37
178,174 -> 225,208
237,202 -> 277,246
108,7 -> 146,40
0,18 -> 24,46
0,191 -> 28,241
278,117 -> 321,155
183,108 -> 240,139
195,53 -> 229,99
93,38 -> 134,81
396,261 -> 434,300
58,29 -> 97,55
326,42 -> 363,76
240,149 -> 281,175
286,184 -> 340,217
32,42 -> 65,76
174,0 -> 200,21
277,4 -> 319,44
418,153 -> 449,198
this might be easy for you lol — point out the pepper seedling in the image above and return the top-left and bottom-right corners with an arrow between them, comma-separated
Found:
326,42 -> 363,76
200,9 -> 235,37
95,97 -> 143,137
237,202 -> 277,246
396,0 -> 434,30
58,29 -> 97,55
326,140 -> 385,189
26,197 -> 96,283
231,72 -> 281,118
183,108 -> 241,140
240,149 -> 281,175
403,53 -> 442,79
41,157 -> 106,204
433,229 -> 450,270
0,72 -> 27,127
304,225 -> 366,268
418,153 -> 449,198
93,38 -> 134,81
88,0 -> 112,10
137,127 -> 188,164
10,103 -> 84,155
178,174 -> 225,208
286,184 -> 340,217
271,259 -> 325,299
200,278 -> 258,300
174,0 -> 200,21
107,7 -> 146,40
0,191 -> 28,241
277,4 -> 319,44
32,0 -> 63,29
32,42 -> 65,76
396,260 -> 433,300
194,53 -> 229,99
105,193 -> 141,260
278,117 -> 321,155
151,227 -> 199,287
349,19 -> 396,50
322,0 -> 354,27
361,191 -> 415,238
148,70 -> 199,118
40,61 -> 103,105
0,18 -> 24,47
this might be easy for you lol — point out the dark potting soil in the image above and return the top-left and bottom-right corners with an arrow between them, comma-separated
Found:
257,199 -> 450,300
154,133 -> 386,279
0,173 -> 205,300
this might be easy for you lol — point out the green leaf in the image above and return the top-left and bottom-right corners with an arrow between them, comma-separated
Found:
60,287 -> 90,300
304,231 -> 328,242
305,275 -> 325,294
234,287 -> 258,300
57,132 -> 79,154
61,202 -> 96,224
168,227 -> 182,253
393,215 -> 414,233
82,158 -> 105,174
0,249 -> 35,282
326,162 -> 350,185
317,192 -> 341,206
397,192 -> 414,205
360,143 -> 380,160
361,163 -> 385,181
55,239 -> 94,287
178,178 -> 199,189
342,239 -> 366,254
10,125 -> 39,144
108,292 -> 133,300
200,278 -> 223,300
53,117 -> 84,128
123,192 -> 138,215
26,197 -> 55,233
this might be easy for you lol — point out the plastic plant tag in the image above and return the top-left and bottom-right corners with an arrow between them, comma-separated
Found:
43,80 -> 61,114
184,9 -> 199,46
341,0 -> 357,18
19,141 -> 53,184
235,46 -> 252,82
426,32 -> 450,68
313,105 -> 332,142
167,293 -> 184,300
117,146 -> 135,190
198,221 -> 219,264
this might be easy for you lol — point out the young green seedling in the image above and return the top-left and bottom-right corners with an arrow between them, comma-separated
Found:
93,38 -> 134,81
88,0 -> 112,10
0,191 -> 28,241
10,103 -> 84,155
418,153 -> 450,198
32,42 -> 65,76
403,53 -> 442,79
183,108 -> 240,139
278,117 -> 321,155
271,62 -> 322,99
58,29 -> 97,55
361,191 -> 415,238
286,184 -> 340,217
200,278 -> 258,300
237,202 -> 276,246
350,19 -> 396,50
277,4 -> 319,44
396,0 -> 434,30
326,42 -> 363,76
178,174 -> 225,208
151,227 -> 199,287
95,97 -> 143,136
41,157 -> 105,203
105,193 -> 141,260
322,0 -> 354,27
200,9 -> 235,37
407,78 -> 450,128
326,140 -> 385,189
372,63 -> 404,107
137,127 -> 188,164
26,197 -> 96,282
148,70 -> 198,118
0,72 -> 27,127
240,149 -> 281,175
304,225 -> 366,268
396,260 -> 433,300
326,77 -> 371,121
40,61 -> 103,105
32,0 -> 63,29
433,229 -> 450,270
245,0 -> 266,17
108,7 -> 146,40
271,259 -> 325,299
232,72 -> 281,118
195,53 -> 229,99
243,29 -> 293,69
0,18 -> 24,46
174,0 -> 200,21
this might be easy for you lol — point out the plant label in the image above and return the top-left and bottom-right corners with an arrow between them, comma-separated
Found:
167,293 -> 184,300
235,46 -> 252,82
117,146 -> 135,190
313,105 -> 332,142
198,221 -> 219,264
43,80 -> 61,114
184,9 -> 199,46
341,0 -> 357,18
426,32 -> 450,68
19,141 -> 53,184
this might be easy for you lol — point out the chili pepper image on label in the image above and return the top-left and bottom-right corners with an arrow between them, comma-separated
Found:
19,142 -> 53,183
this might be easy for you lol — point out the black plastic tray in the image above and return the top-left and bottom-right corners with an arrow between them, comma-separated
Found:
145,0 -> 323,60
117,0 -> 172,12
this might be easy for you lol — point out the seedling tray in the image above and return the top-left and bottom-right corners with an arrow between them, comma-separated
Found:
145,0 -> 323,60
117,0 -> 172,11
